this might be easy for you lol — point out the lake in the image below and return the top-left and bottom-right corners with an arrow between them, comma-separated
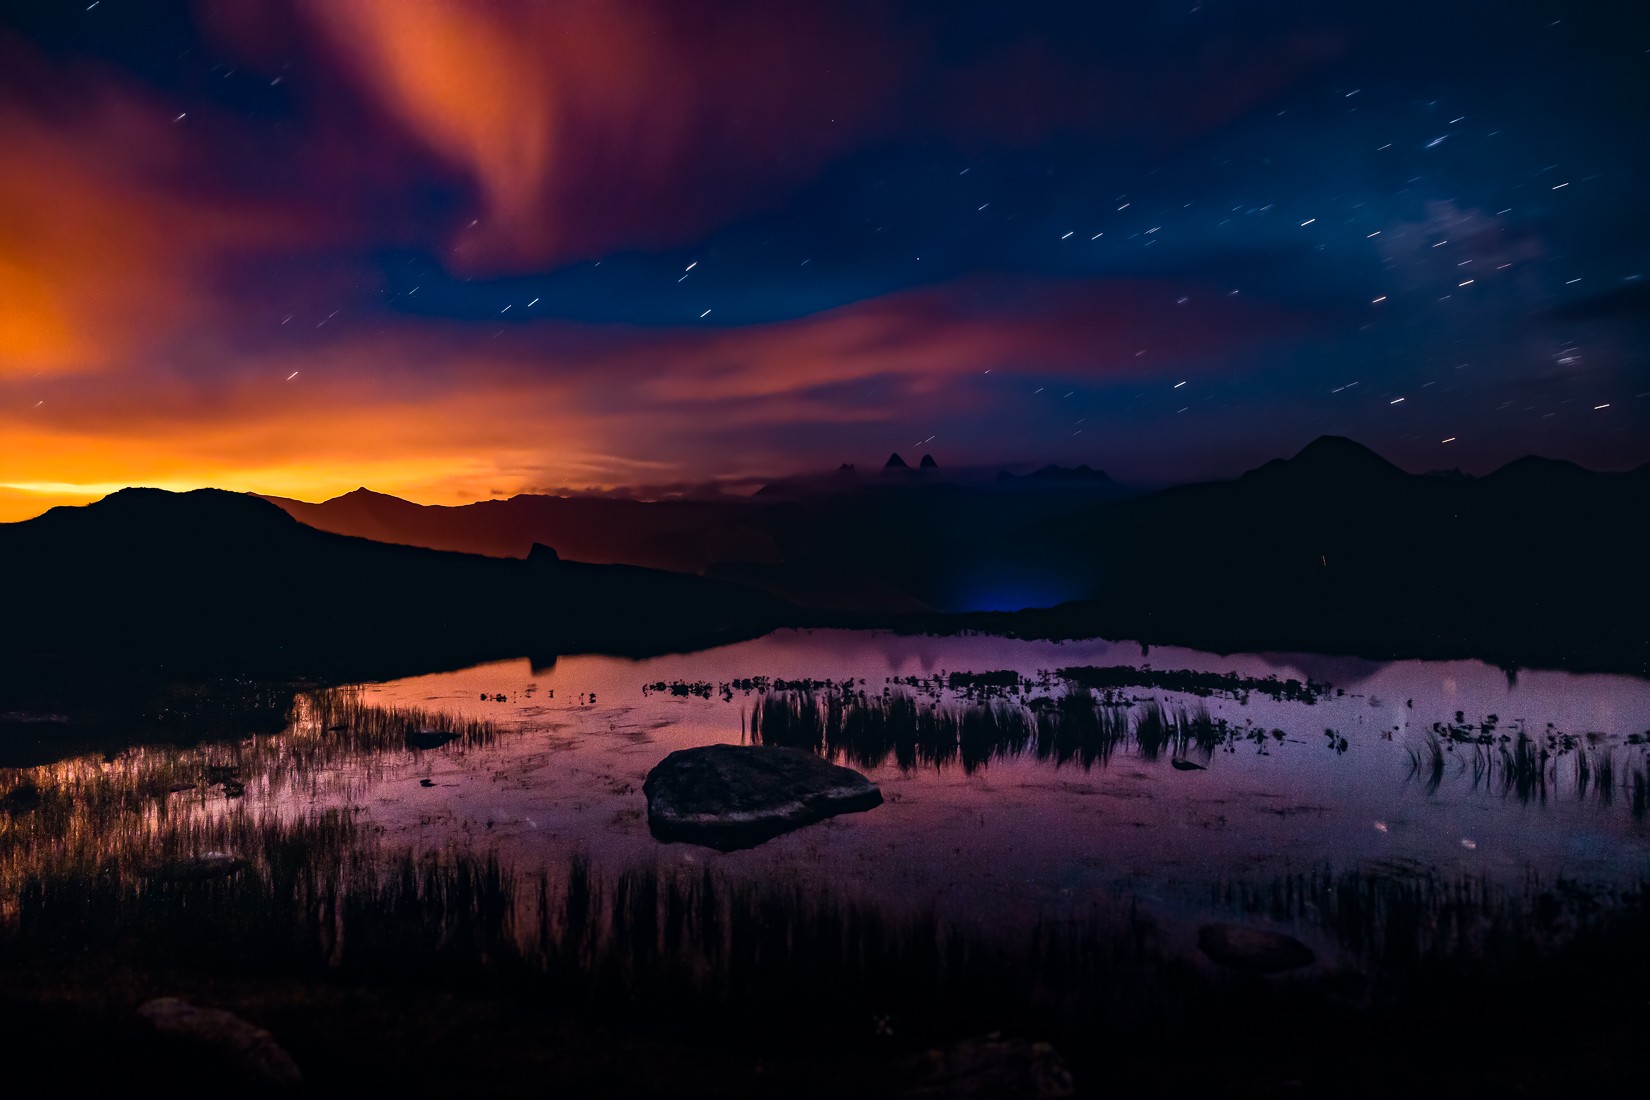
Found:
6,627 -> 1650,1091
329,630 -> 1649,944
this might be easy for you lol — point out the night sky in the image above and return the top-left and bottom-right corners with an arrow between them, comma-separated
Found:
2,1 -> 1647,521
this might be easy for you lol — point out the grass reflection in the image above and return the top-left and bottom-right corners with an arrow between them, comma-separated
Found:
750,687 -> 1259,773
1407,728 -> 1650,818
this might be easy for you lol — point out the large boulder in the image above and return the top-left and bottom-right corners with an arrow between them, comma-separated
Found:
138,997 -> 302,1085
643,744 -> 882,850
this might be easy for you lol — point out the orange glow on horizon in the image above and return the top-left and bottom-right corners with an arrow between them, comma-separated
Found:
0,274 -> 1288,524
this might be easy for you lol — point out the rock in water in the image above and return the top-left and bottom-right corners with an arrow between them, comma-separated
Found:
405,727 -> 460,750
1197,923 -> 1316,974
1170,758 -> 1206,771
643,744 -> 882,850
899,1033 -> 1075,1098
138,997 -> 302,1085
147,851 -> 246,882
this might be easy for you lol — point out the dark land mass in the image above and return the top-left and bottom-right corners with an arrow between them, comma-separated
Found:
264,437 -> 1648,676
0,487 -> 788,681
966,436 -> 1650,675
1,434 -> 1644,741
262,459 -> 1130,612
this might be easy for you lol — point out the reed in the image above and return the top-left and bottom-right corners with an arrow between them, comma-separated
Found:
751,688 -> 1229,773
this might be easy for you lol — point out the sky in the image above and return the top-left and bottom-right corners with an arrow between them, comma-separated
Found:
1,0 -> 1647,520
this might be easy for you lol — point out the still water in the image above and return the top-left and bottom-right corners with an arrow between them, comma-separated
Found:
5,628 -> 1648,970
337,630 -> 1650,938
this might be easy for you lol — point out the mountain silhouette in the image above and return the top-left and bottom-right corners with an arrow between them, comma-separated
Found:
95,433 -> 1650,676
1240,435 -> 1406,490
1007,435 -> 1649,672
1020,464 -> 1111,484
0,489 -> 786,678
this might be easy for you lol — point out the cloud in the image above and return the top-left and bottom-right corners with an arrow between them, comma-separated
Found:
245,0 -> 909,273
0,35 -> 334,379
206,2 -> 1341,275
0,272 -> 1307,519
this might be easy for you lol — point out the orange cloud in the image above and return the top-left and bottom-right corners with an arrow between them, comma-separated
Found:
0,38 -> 324,379
263,0 -> 906,272
0,274 -> 1299,520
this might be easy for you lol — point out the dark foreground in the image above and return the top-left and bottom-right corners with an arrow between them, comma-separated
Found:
4,660 -> 1648,1095
2,802 -> 1647,1097
2,936 -> 1646,1099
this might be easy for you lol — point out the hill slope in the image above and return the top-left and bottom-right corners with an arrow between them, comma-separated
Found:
0,489 -> 787,678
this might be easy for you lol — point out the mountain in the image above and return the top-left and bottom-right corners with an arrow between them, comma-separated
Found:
1479,454 -> 1597,493
233,434 -> 1650,673
264,468 -> 1137,614
0,489 -> 787,679
1015,464 -> 1112,484
1238,435 -> 1407,490
1003,435 -> 1650,673
263,489 -> 769,571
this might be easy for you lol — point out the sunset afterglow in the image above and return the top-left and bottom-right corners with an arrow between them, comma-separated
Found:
2,1 -> 1646,520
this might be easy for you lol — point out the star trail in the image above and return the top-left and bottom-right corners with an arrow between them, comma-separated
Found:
1,1 -> 1646,519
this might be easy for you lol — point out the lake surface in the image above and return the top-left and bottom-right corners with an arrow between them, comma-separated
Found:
335,631 -> 1650,942
6,628 -> 1649,972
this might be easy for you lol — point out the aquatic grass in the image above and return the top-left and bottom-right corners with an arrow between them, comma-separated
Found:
1133,701 -> 1171,760
8,796 -> 1650,1046
7,708 -> 1650,1073
1056,665 -> 1330,704
751,688 -> 1233,774
0,692 -> 503,891
1594,750 -> 1615,806
1405,731 -> 1447,795
1208,864 -> 1650,987
1030,689 -> 1132,769
293,687 -> 498,754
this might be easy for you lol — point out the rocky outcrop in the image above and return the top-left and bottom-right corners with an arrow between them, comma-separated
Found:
643,744 -> 882,850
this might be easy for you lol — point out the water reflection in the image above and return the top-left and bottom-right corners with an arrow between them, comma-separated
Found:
749,688 -> 1246,772
4,629 -> 1650,1003
5,743 -> 1647,1033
